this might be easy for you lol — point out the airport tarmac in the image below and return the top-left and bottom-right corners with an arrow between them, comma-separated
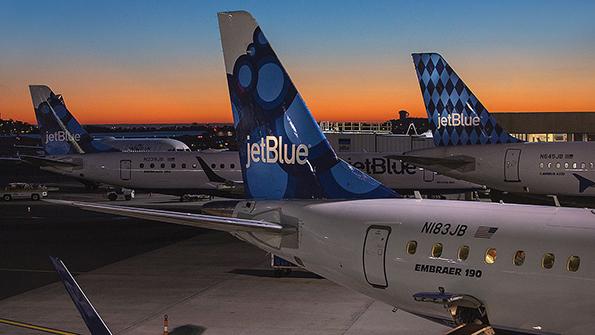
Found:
0,192 -> 449,334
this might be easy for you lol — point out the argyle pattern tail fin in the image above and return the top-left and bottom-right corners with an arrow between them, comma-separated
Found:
412,53 -> 521,146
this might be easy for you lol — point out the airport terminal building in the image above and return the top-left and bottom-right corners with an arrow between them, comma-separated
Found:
496,112 -> 595,142
321,111 -> 595,153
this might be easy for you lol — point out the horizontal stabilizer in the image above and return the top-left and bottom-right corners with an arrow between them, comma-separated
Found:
385,154 -> 475,171
49,256 -> 112,335
45,200 -> 285,233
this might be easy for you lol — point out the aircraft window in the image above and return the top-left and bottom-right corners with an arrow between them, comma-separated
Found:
431,243 -> 443,258
160,163 -> 165,168
171,163 -> 176,168
406,240 -> 417,255
220,164 -> 225,169
192,164 -> 197,169
567,256 -> 580,272
150,163 -> 155,168
539,162 -> 544,169
581,162 -> 586,169
484,248 -> 497,264
564,162 -> 569,169
182,163 -> 187,169
591,162 -> 594,169
555,162 -> 561,169
572,162 -> 577,169
542,253 -> 555,269
211,163 -> 216,169
231,164 -> 235,169
513,250 -> 525,266
140,163 -> 144,168
458,245 -> 469,261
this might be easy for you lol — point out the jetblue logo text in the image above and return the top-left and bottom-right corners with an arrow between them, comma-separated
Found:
349,157 -> 416,175
45,131 -> 81,144
246,136 -> 308,168
436,113 -> 480,129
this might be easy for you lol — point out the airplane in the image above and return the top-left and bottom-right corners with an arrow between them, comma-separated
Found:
0,257 -> 113,335
51,11 -> 595,334
23,84 -> 480,199
30,85 -> 190,153
394,53 -> 595,201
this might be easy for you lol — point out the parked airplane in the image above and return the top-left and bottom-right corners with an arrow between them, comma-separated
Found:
25,90 -> 480,197
54,11 -> 595,334
30,85 -> 190,154
396,53 -> 595,199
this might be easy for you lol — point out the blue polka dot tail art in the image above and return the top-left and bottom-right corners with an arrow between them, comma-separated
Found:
412,53 -> 522,147
218,11 -> 399,200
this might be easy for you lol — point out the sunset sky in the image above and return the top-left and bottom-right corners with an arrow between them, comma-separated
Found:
1,1 -> 595,124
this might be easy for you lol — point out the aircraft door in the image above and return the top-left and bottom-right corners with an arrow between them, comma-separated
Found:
504,149 -> 521,182
120,160 -> 131,181
363,226 -> 391,288
423,168 -> 434,182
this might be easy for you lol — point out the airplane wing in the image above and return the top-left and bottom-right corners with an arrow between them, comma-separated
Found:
45,200 -> 285,233
385,154 -> 475,171
49,256 -> 112,335
20,155 -> 81,168
0,157 -> 24,162
0,256 -> 111,335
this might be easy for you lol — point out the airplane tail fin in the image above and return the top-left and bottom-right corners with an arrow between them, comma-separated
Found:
30,85 -> 106,155
218,11 -> 398,200
49,256 -> 112,335
411,53 -> 521,146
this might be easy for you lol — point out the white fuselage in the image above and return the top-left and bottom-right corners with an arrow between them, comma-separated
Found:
40,151 -> 481,195
233,198 -> 595,334
410,142 -> 595,197
92,137 -> 190,152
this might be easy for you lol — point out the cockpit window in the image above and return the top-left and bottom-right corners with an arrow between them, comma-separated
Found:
458,245 -> 469,261
431,243 -> 443,258
542,253 -> 555,269
513,250 -> 525,266
406,240 -> 417,255
567,256 -> 580,272
485,248 -> 497,264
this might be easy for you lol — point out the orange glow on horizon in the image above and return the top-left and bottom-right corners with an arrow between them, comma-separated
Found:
4,57 -> 595,125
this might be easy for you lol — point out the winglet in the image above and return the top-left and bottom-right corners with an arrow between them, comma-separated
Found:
49,256 -> 113,335
573,173 -> 595,193
196,156 -> 227,183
